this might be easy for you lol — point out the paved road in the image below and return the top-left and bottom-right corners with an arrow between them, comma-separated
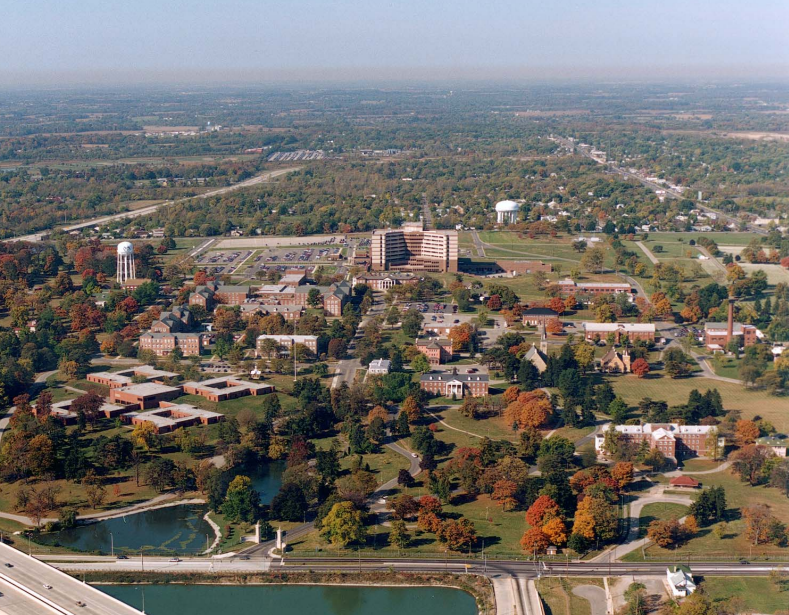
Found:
0,542 -> 142,614
10,167 -> 300,242
573,585 -> 606,615
470,230 -> 486,257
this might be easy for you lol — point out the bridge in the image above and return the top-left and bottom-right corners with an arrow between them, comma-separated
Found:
0,543 -> 142,615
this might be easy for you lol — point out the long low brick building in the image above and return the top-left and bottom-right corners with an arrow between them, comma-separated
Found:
87,365 -> 178,389
256,334 -> 319,356
123,402 -> 224,434
110,382 -> 183,409
582,322 -> 655,343
181,376 -> 275,402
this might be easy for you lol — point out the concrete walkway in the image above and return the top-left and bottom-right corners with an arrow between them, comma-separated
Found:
573,585 -> 607,615
691,352 -> 744,384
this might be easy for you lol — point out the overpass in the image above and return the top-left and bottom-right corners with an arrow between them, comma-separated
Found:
0,543 -> 142,615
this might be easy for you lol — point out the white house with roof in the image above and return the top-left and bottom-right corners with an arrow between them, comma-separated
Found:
368,358 -> 391,375
666,567 -> 696,597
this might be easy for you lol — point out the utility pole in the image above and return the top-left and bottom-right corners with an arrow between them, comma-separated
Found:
141,549 -> 144,572
110,532 -> 114,558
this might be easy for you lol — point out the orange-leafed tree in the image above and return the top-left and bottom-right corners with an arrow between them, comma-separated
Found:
503,385 -> 521,404
548,297 -> 566,315
520,527 -> 550,554
542,517 -> 568,547
735,419 -> 760,446
610,462 -> 634,490
491,479 -> 518,511
525,495 -> 561,528
546,318 -> 563,334
448,323 -> 473,352
367,406 -> 389,424
630,358 -> 650,378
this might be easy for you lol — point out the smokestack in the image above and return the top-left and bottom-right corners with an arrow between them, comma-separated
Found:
727,296 -> 735,341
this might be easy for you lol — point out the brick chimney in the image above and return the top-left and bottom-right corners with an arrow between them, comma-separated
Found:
727,296 -> 735,342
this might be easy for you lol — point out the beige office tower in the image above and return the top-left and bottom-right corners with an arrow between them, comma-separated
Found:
371,223 -> 458,273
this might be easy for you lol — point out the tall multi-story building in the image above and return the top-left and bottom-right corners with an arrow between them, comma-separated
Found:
595,423 -> 724,460
371,222 -> 458,273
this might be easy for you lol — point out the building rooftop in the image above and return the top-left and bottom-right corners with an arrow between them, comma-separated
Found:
116,382 -> 182,397
369,358 -> 391,370
582,322 -> 655,332
420,373 -> 489,383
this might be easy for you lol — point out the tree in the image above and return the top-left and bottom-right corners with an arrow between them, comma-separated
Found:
491,479 -> 518,511
397,468 -> 416,488
271,483 -> 308,521
606,398 -> 629,423
402,395 -> 423,423
436,517 -> 476,551
518,426 -> 543,462
390,519 -> 411,550
630,358 -> 650,378
85,482 -> 107,510
647,519 -> 690,548
573,343 -> 595,373
542,517 -> 568,547
132,421 -> 159,450
321,501 -> 366,547
742,504 -> 780,545
526,495 -> 562,527
448,323 -> 474,352
222,475 -> 260,523
610,462 -> 634,490
411,353 -> 431,374
520,527 -> 550,554
735,419 -> 760,446
388,494 -> 420,520
401,309 -> 424,337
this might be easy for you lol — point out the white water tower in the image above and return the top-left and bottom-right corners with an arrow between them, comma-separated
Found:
116,242 -> 136,284
495,200 -> 520,224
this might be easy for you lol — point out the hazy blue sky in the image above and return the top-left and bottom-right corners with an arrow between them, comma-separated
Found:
1,0 -> 787,82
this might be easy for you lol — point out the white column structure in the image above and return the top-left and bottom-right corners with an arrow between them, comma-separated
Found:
116,241 -> 136,284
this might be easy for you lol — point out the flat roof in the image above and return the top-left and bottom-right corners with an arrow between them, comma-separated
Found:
116,382 -> 181,397
582,322 -> 655,332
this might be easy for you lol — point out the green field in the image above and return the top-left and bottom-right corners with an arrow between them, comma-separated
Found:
699,576 -> 789,614
637,503 -> 689,538
537,578 -> 605,615
607,373 -> 789,428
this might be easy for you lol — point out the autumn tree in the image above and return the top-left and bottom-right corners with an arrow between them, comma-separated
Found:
491,479 -> 518,511
525,495 -> 562,528
320,501 -> 367,547
735,419 -> 760,446
402,395 -> 423,423
436,517 -> 476,551
520,527 -> 550,554
630,358 -> 650,378
542,517 -> 568,546
610,462 -> 634,490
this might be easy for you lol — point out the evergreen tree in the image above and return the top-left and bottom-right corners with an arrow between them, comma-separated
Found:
595,383 -> 615,414
518,359 -> 541,391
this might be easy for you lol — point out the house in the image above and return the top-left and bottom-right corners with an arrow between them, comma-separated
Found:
214,285 -> 252,306
546,545 -> 559,556
368,358 -> 391,375
420,369 -> 489,398
756,435 -> 788,457
595,423 -> 724,461
669,476 -> 701,489
582,322 -> 655,343
190,285 -> 216,310
109,383 -> 182,409
87,365 -> 178,389
667,567 -> 696,597
181,376 -> 274,402
415,338 -> 454,366
522,307 -> 558,326
599,348 -> 631,373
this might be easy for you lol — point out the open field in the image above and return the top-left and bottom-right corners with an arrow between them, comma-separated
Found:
607,373 -> 789,429
624,469 -> 789,560
637,503 -> 689,537
699,576 -> 789,614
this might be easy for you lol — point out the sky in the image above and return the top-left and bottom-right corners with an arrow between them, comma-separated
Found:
1,0 -> 788,84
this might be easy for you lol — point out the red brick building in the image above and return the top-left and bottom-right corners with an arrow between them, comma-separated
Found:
420,370 -> 489,398
109,383 -> 182,409
415,338 -> 454,366
139,332 -> 203,356
582,322 -> 655,343
595,423 -> 724,461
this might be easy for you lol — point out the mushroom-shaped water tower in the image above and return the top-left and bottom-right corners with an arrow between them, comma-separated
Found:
116,241 -> 136,284
495,200 -> 520,224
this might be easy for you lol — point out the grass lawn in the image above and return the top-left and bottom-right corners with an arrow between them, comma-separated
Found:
637,503 -> 688,538
607,372 -> 789,427
537,577 -> 605,615
699,576 -> 789,614
679,459 -> 726,472
625,469 -> 789,560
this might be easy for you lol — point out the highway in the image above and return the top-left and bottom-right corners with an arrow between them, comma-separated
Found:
0,543 -> 142,615
9,167 -> 300,243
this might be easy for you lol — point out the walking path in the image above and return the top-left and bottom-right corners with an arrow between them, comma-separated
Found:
635,241 -> 659,265
691,352 -> 744,384
664,460 -> 732,477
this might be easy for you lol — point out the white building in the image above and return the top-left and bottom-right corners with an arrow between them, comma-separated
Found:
667,567 -> 696,597
368,358 -> 391,375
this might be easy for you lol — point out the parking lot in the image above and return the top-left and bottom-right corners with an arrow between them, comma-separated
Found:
196,250 -> 254,274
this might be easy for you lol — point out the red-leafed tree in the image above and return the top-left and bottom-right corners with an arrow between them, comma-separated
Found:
525,495 -> 561,527
630,358 -> 650,378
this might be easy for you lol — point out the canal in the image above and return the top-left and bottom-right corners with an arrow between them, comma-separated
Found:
100,584 -> 478,615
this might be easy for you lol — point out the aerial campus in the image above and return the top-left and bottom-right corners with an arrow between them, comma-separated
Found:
1,5 -> 789,615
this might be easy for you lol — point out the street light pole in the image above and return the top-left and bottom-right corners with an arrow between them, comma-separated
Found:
110,532 -> 114,558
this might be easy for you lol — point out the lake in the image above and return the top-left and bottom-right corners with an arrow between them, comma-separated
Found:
100,584 -> 478,615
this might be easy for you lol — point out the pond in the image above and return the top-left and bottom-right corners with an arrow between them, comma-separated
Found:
100,584 -> 478,615
37,504 -> 213,555
36,461 -> 286,554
